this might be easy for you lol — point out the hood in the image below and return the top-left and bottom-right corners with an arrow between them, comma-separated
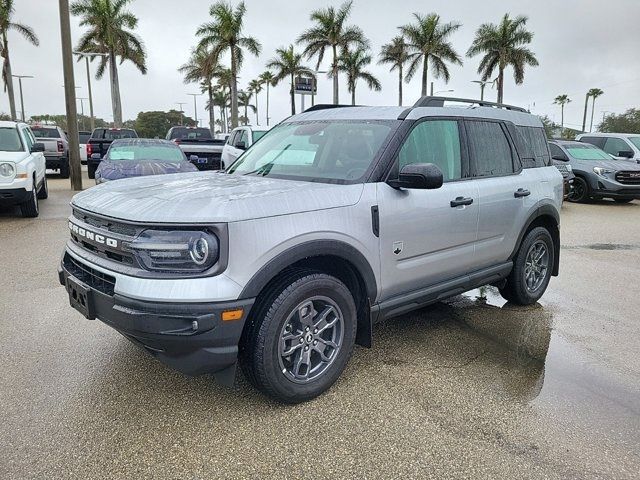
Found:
72,171 -> 364,223
571,158 -> 640,171
96,160 -> 197,181
0,152 -> 28,163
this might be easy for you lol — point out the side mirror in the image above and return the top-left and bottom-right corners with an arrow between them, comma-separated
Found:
90,153 -> 101,160
618,150 -> 634,159
31,142 -> 45,153
552,154 -> 568,161
388,163 -> 444,190
236,140 -> 246,150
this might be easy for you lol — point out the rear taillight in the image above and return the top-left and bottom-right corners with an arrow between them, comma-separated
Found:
57,140 -> 64,152
173,139 -> 181,145
86,143 -> 92,156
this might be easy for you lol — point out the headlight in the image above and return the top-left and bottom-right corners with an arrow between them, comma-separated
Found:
128,230 -> 219,273
593,167 -> 614,177
566,164 -> 572,172
0,162 -> 15,178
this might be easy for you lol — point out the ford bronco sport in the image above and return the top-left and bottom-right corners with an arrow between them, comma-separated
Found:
58,97 -> 562,403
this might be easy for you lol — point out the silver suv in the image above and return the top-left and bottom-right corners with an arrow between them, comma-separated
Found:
58,97 -> 563,403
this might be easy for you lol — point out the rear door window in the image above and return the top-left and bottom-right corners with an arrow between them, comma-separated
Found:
466,120 -> 515,177
579,136 -> 606,149
603,137 -> 631,157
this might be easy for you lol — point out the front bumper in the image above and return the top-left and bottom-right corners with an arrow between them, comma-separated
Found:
0,187 -> 30,206
58,253 -> 254,385
587,175 -> 640,199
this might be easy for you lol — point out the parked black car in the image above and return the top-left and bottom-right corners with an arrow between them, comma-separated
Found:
94,138 -> 198,184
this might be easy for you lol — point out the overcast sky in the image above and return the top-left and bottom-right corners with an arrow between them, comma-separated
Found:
6,0 -> 640,131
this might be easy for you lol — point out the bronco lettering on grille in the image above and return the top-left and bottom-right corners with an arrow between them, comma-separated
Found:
69,221 -> 118,248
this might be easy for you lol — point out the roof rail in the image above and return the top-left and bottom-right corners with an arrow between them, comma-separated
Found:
303,104 -> 359,113
413,96 -> 528,113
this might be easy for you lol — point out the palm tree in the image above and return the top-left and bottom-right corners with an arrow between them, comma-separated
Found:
179,48 -> 222,135
248,78 -> 262,125
554,94 -> 571,130
297,0 -> 367,104
259,70 -> 276,125
237,90 -> 255,125
0,0 -> 39,120
588,88 -> 604,132
196,1 -> 261,129
210,87 -> 230,132
379,36 -> 409,106
467,14 -> 538,104
71,0 -> 146,127
266,45 -> 309,115
338,48 -> 381,105
400,13 -> 462,97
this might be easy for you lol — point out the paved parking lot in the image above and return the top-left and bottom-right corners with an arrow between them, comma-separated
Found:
1,174 -> 639,479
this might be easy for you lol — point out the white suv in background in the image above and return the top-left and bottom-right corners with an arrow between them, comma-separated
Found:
576,133 -> 640,163
0,121 -> 48,217
221,125 -> 270,167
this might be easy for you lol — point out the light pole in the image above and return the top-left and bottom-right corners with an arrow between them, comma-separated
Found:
176,102 -> 187,125
11,75 -> 34,122
472,80 -> 492,101
74,51 -> 109,131
187,93 -> 202,126
76,97 -> 88,130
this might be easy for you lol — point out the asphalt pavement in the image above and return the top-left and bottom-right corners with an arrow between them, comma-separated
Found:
1,173 -> 639,479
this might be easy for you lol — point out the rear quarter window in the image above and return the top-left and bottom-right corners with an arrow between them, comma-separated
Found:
516,126 -> 550,168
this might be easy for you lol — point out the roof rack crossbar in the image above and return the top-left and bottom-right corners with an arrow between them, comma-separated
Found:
413,96 -> 528,113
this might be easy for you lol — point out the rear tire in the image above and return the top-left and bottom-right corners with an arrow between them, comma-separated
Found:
499,227 -> 554,305
567,176 -> 589,203
20,179 -> 39,218
37,175 -> 48,199
59,163 -> 70,179
240,272 -> 357,403
87,164 -> 96,179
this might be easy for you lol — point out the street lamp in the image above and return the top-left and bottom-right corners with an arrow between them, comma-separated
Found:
12,75 -> 33,121
471,80 -> 493,101
176,102 -> 187,126
74,51 -> 109,131
187,93 -> 202,126
76,97 -> 88,130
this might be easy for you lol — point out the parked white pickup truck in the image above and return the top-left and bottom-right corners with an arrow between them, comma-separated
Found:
0,121 -> 48,217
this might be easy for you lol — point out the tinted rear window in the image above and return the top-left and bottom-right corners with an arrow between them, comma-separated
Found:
31,127 -> 60,138
466,121 -> 515,176
78,132 -> 91,144
168,127 -> 213,140
92,129 -> 137,140
516,126 -> 550,167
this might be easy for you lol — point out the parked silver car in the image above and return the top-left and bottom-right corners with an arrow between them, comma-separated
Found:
58,97 -> 562,403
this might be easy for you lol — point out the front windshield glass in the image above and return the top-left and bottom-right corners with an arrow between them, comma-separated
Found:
628,137 -> 640,150
566,145 -> 612,160
106,144 -> 185,163
227,121 -> 395,183
0,127 -> 23,152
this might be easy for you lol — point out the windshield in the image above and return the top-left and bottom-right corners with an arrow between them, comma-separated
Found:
227,121 -> 395,183
31,127 -> 59,138
628,137 -> 640,150
168,127 -> 213,140
566,144 -> 612,160
0,127 -> 24,152
106,144 -> 186,163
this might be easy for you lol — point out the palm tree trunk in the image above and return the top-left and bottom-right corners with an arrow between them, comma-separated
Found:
590,97 -> 597,132
398,65 -> 403,106
421,56 -> 428,97
230,47 -> 239,128
109,50 -> 122,127
561,105 -> 564,129
497,67 -> 504,104
244,104 -> 247,124
266,83 -> 270,126
255,92 -> 259,125
332,44 -> 339,104
208,82 -> 215,135
290,73 -> 296,115
581,92 -> 589,132
351,83 -> 356,106
2,33 -> 17,119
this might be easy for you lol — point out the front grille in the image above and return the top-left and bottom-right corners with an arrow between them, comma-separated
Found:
73,209 -> 137,236
615,171 -> 640,185
554,164 -> 570,178
64,253 -> 116,296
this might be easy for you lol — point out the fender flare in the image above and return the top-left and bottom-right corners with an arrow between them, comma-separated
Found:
239,239 -> 378,303
510,204 -> 561,276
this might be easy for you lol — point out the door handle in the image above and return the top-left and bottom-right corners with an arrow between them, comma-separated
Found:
450,196 -> 474,207
514,188 -> 531,198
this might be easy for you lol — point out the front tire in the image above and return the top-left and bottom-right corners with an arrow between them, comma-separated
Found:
567,176 -> 589,203
59,162 -> 70,179
241,272 -> 357,403
20,180 -> 39,218
87,164 -> 96,179
499,227 -> 554,305
37,175 -> 48,199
